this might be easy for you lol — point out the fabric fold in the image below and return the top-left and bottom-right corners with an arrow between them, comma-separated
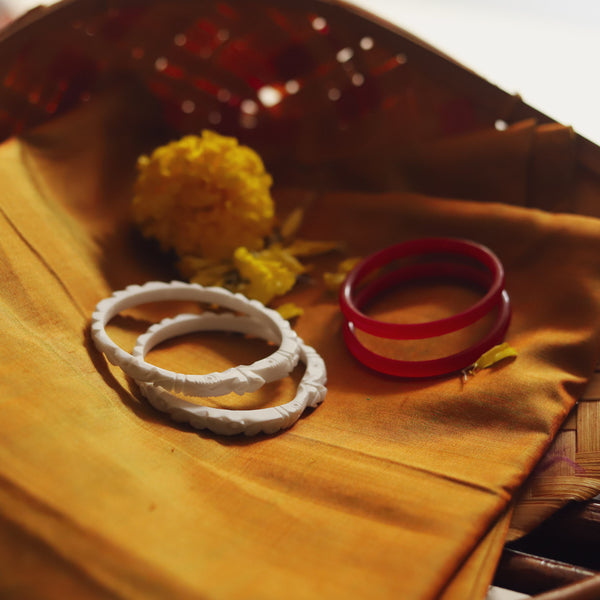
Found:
2,119 -> 600,599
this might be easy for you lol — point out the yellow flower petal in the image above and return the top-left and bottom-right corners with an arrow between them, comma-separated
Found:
234,247 -> 298,305
178,255 -> 234,288
323,257 -> 362,291
286,239 -> 344,257
259,246 -> 305,275
462,343 -> 517,382
280,207 -> 305,240
276,303 -> 304,320
471,343 -> 517,371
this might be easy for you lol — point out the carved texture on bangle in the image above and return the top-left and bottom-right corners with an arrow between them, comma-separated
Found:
90,281 -> 301,397
134,313 -> 327,436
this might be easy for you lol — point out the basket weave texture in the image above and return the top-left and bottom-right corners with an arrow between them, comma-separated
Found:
508,367 -> 600,541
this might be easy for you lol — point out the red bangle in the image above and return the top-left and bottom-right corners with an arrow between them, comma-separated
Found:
339,238 -> 505,340
341,261 -> 511,378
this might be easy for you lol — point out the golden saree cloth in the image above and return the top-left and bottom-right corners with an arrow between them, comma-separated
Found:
1,111 -> 600,599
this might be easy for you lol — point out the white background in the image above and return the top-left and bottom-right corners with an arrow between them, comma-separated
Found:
357,0 -> 600,145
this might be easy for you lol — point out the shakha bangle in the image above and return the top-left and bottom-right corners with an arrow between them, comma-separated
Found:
339,237 -> 505,340
134,312 -> 327,436
342,260 -> 511,378
90,281 -> 301,396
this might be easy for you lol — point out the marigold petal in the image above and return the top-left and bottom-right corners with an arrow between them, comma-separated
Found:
276,303 -> 304,320
323,257 -> 362,291
234,246 -> 299,304
286,239 -> 344,257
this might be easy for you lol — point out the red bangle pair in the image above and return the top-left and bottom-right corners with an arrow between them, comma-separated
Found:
338,238 -> 512,378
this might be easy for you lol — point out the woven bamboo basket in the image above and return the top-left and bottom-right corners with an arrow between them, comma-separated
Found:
3,0 -> 599,191
2,1 -> 600,597
507,367 -> 600,542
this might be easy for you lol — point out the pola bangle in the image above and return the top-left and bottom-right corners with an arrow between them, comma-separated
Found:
342,261 -> 511,378
339,237 -> 505,340
90,281 -> 300,397
134,312 -> 327,436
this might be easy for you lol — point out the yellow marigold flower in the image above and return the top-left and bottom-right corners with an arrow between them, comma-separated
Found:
233,246 -> 304,305
132,130 -> 274,260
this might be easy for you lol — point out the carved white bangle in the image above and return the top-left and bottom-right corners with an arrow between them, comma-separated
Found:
90,281 -> 300,396
134,312 -> 327,436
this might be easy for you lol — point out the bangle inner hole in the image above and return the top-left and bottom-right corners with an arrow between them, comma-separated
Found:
105,298 -> 256,351
361,276 -> 485,325
355,278 -> 498,361
103,299 -> 304,411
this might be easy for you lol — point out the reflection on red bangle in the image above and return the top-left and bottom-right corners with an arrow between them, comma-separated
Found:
339,237 -> 505,340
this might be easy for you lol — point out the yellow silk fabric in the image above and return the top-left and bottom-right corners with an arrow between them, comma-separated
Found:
2,110 -> 600,599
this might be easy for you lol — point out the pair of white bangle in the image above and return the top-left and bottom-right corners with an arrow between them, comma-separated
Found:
90,281 -> 327,436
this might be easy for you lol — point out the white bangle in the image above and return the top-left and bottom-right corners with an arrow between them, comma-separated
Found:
90,281 -> 300,396
134,313 -> 327,436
